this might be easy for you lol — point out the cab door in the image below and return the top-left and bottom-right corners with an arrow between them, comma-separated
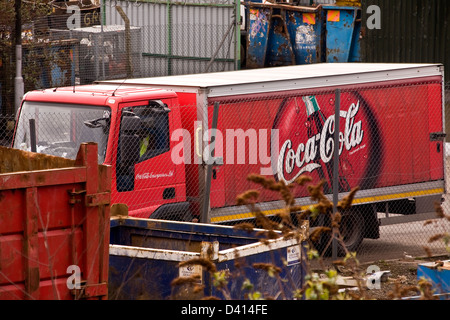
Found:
115,99 -> 186,216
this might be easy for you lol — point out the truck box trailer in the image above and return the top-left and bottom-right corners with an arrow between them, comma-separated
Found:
12,63 -> 446,253
0,143 -> 111,299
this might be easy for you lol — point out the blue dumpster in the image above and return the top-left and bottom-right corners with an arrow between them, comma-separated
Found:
323,5 -> 361,62
245,3 -> 323,68
246,5 -> 272,68
108,217 -> 308,300
244,3 -> 361,68
266,11 -> 296,67
417,260 -> 450,300
286,8 -> 324,65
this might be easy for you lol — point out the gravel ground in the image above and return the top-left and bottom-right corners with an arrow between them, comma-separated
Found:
310,255 -> 449,300
357,259 -> 422,300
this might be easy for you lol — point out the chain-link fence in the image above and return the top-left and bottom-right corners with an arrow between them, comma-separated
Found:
103,0 -> 239,76
8,76 -> 450,263
1,0 -> 450,265
0,0 -> 239,122
200,81 -> 450,262
1,0 -> 239,145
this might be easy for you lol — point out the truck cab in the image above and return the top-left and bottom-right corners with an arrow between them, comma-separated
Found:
13,85 -> 192,220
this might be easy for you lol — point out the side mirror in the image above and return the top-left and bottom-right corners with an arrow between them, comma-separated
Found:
120,134 -> 140,165
120,112 -> 141,133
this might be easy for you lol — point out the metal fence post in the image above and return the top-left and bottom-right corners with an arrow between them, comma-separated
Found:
332,89 -> 341,259
201,102 -> 220,224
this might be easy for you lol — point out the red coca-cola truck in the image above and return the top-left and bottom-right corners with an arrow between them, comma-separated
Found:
12,63 -> 446,253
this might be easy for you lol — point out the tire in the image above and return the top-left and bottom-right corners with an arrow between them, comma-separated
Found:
310,209 -> 364,257
309,214 -> 331,255
150,202 -> 193,221
337,209 -> 365,255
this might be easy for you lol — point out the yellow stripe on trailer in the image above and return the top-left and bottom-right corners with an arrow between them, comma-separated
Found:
210,188 -> 444,224
210,208 -> 291,224
351,188 -> 444,205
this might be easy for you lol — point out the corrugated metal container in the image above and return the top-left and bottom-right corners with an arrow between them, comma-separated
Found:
0,143 -> 111,300
103,0 -> 240,77
361,0 -> 450,83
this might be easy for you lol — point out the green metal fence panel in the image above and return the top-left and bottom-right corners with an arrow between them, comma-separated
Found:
103,0 -> 240,77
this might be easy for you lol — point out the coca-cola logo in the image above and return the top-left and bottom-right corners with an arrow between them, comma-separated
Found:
278,100 -> 364,184
273,92 -> 381,193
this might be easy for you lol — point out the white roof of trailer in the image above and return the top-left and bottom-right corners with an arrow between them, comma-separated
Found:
96,63 -> 443,97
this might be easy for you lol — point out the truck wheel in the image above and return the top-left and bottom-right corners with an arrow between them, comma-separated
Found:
150,202 -> 193,221
338,209 -> 364,255
310,210 -> 364,256
309,214 -> 331,254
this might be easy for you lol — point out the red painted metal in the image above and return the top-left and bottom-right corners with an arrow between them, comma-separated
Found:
0,143 -> 111,300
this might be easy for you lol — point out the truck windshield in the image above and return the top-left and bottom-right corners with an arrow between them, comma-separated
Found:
13,101 -> 110,163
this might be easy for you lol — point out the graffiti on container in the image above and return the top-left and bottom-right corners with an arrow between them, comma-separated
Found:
249,8 -> 270,39
295,24 -> 317,64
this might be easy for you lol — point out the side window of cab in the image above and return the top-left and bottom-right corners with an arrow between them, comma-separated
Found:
134,100 -> 171,162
